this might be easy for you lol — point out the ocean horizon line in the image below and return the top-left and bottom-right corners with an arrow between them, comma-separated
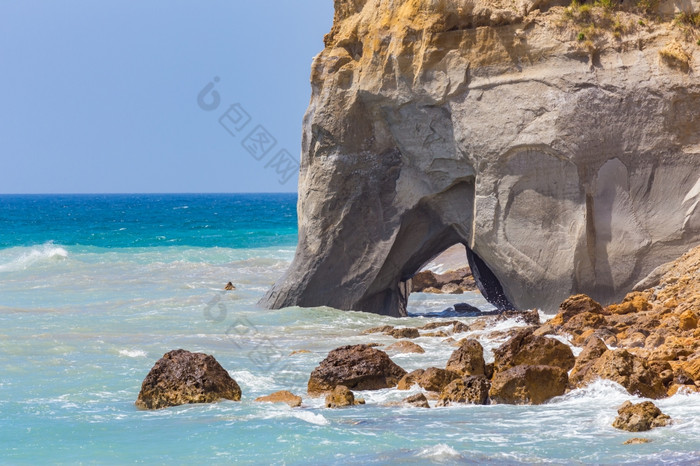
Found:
0,191 -> 298,196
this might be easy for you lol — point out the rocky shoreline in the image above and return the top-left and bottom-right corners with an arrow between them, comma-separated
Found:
137,243 -> 699,432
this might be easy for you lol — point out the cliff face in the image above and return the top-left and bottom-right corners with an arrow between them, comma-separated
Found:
263,0 -> 700,316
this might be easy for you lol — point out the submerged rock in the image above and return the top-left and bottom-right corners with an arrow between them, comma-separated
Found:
135,349 -> 241,410
254,390 -> 302,408
613,401 -> 671,432
489,365 -> 568,405
623,437 -> 652,445
307,344 -> 407,395
437,375 -> 490,406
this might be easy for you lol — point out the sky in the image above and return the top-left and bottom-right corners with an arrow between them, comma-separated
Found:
0,1 -> 335,193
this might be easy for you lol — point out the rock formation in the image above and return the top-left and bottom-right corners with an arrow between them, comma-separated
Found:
262,0 -> 700,317
325,385 -> 364,407
307,344 -> 407,395
254,390 -> 303,407
403,392 -> 431,408
489,364 -> 568,404
445,339 -> 486,376
612,401 -> 671,432
135,349 -> 241,410
437,375 -> 491,405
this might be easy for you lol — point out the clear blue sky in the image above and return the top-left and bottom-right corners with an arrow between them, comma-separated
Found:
0,1 -> 334,193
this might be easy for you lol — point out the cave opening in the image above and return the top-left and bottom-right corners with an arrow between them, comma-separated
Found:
405,242 -> 516,316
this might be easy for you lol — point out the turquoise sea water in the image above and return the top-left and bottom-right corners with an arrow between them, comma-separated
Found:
1,194 -> 699,464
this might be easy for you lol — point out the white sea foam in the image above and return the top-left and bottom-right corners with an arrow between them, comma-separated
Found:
291,411 -> 330,425
118,349 -> 147,358
417,444 -> 463,461
0,243 -> 68,272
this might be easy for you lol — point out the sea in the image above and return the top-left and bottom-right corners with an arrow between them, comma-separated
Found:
1,193 -> 699,464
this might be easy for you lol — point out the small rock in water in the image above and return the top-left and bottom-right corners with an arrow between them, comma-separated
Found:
362,325 -> 394,335
453,303 -> 482,313
388,327 -> 420,339
325,385 -> 357,408
613,401 -> 671,432
254,390 -> 302,407
403,393 -> 430,408
224,282 -> 235,290
623,437 -> 652,445
135,349 -> 241,410
385,340 -> 425,354
289,349 -> 311,356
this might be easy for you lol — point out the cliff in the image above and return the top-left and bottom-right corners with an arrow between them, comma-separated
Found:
263,0 -> 700,316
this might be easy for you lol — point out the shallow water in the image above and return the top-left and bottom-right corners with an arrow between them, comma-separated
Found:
1,195 -> 699,464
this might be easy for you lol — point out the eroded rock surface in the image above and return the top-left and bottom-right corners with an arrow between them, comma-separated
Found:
493,328 -> 575,373
445,339 -> 486,376
254,390 -> 302,408
262,0 -> 700,317
308,344 -> 407,395
613,401 -> 671,432
437,375 -> 491,406
135,349 -> 241,410
489,364 -> 568,405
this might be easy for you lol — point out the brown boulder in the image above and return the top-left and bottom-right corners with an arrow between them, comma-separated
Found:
577,349 -> 667,399
493,329 -> 575,373
307,344 -> 407,395
403,393 -> 430,408
385,340 -> 425,354
325,385 -> 356,408
411,270 -> 439,290
550,294 -> 605,326
445,339 -> 485,376
489,365 -> 568,405
397,369 -> 425,390
569,336 -> 609,387
679,309 -> 698,331
607,292 -> 652,315
397,368 -> 457,392
562,313 -> 610,345
417,367 -> 459,392
362,325 -> 393,334
224,281 -> 235,290
135,349 -> 241,410
388,327 -> 420,339
437,375 -> 490,406
612,401 -> 671,432
254,390 -> 302,407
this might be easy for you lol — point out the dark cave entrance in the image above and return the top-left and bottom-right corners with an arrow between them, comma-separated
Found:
355,180 -> 515,317
405,241 -> 516,315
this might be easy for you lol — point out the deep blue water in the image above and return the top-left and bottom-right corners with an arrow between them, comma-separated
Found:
0,193 -> 298,249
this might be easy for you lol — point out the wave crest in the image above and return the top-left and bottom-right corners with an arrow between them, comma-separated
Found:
0,243 -> 68,272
